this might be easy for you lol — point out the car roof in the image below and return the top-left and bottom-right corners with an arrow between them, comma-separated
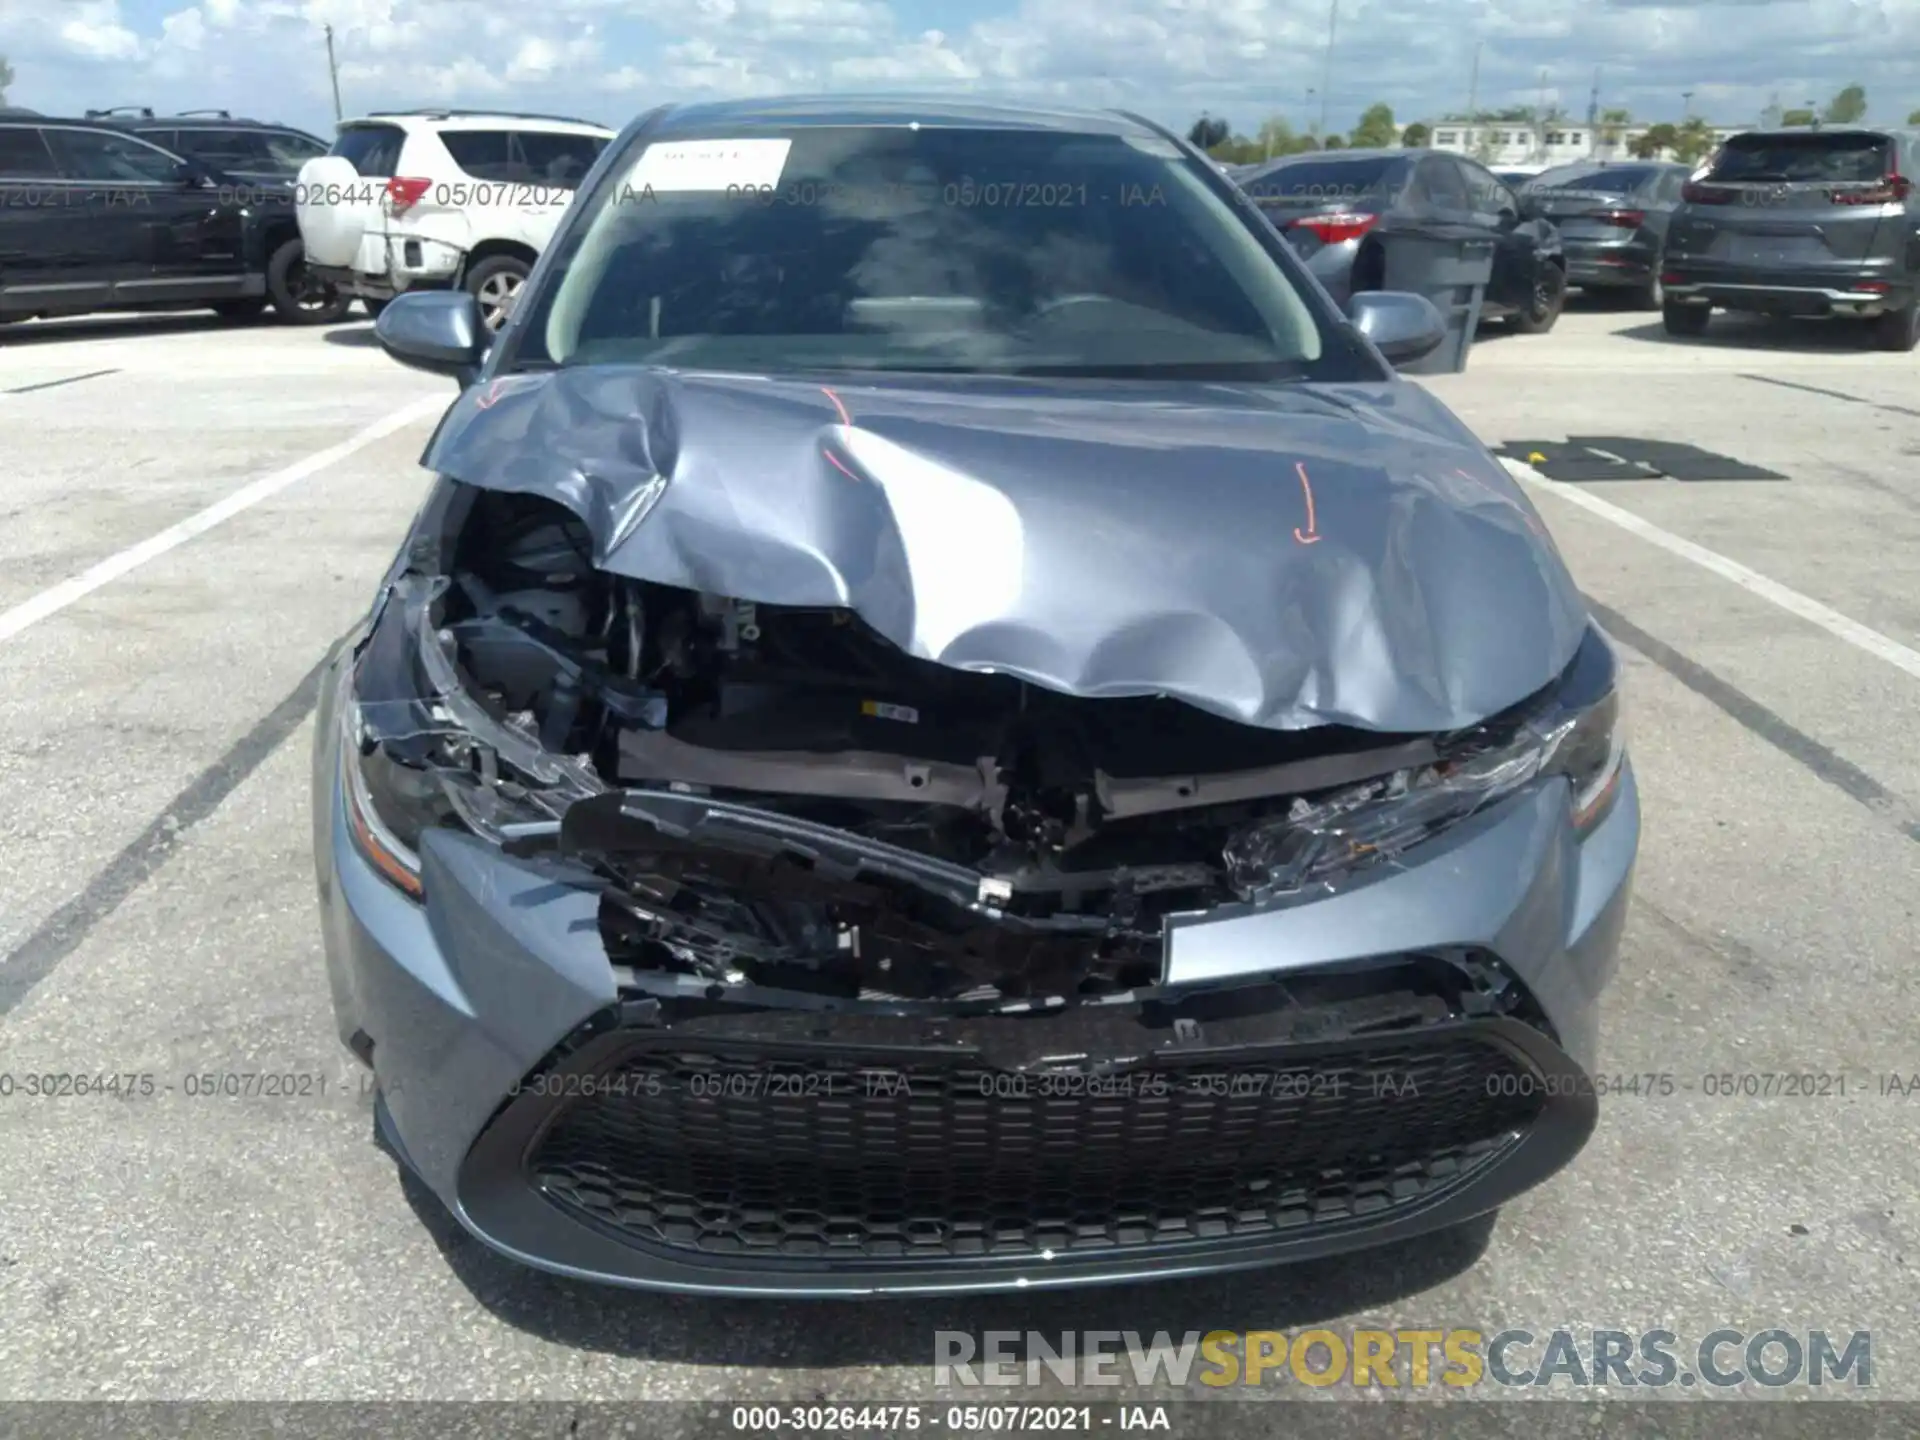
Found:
641,94 -> 1173,140
1247,147 -> 1409,166
1727,126 -> 1916,142
352,110 -> 613,134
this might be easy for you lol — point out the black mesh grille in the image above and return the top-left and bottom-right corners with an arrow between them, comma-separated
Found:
526,1035 -> 1543,1261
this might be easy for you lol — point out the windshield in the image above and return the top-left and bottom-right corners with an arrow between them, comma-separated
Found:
1708,133 -> 1892,183
1542,167 -> 1655,194
511,124 -> 1336,380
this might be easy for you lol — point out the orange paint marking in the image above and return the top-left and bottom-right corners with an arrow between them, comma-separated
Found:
820,386 -> 852,426
823,447 -> 861,482
474,378 -> 508,410
1292,460 -> 1322,544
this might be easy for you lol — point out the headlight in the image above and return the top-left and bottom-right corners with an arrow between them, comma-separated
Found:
337,575 -> 600,899
1222,624 -> 1625,904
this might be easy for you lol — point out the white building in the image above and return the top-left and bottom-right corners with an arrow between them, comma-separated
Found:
1424,119 -> 1747,170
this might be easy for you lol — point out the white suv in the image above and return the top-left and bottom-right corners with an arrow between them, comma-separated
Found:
295,109 -> 614,330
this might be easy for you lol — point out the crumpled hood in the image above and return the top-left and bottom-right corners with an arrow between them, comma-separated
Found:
420,366 -> 1587,733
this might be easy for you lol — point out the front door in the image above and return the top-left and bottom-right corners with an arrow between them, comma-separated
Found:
43,126 -> 249,304
0,125 -> 106,313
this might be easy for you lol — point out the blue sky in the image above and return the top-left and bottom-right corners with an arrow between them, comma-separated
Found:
3,0 -> 1916,142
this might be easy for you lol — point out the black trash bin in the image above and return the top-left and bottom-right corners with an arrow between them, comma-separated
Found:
1377,234 -> 1495,375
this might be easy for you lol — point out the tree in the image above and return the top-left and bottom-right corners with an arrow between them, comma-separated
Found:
0,54 -> 13,106
1322,134 -> 1346,149
1907,108 -> 1920,125
1401,121 -> 1431,148
1672,116 -> 1715,165
1824,83 -> 1867,124
1598,107 -> 1631,152
1205,134 -> 1262,165
1349,102 -> 1396,149
1629,122 -> 1678,159
1188,115 -> 1231,150
1254,116 -> 1318,159
1781,107 -> 1815,126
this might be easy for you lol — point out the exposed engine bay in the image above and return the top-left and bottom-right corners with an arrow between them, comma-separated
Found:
362,488 -> 1588,1005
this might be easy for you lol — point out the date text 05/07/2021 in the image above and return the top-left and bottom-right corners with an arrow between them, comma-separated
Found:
729,1404 -> 1171,1433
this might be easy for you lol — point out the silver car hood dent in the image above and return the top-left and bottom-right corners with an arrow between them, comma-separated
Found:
421,366 -> 1586,733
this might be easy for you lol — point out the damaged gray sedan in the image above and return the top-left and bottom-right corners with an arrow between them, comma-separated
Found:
312,97 -> 1639,1296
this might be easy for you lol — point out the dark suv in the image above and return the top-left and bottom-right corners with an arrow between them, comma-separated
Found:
0,109 -> 348,327
1661,126 -> 1920,349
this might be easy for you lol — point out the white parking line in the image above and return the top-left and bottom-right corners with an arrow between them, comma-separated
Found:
0,395 -> 448,647
1501,455 -> 1920,683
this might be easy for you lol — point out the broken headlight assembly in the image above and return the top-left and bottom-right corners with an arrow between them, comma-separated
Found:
1222,624 -> 1625,904
338,577 -> 602,900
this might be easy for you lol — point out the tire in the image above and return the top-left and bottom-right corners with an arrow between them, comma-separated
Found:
1506,264 -> 1566,334
1662,299 -> 1711,336
464,254 -> 532,333
1869,300 -> 1920,352
267,238 -> 352,325
360,297 -> 390,320
212,298 -> 266,321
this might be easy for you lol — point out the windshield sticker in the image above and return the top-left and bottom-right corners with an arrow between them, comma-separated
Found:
626,138 -> 792,192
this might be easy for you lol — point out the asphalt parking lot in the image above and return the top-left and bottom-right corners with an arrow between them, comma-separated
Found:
1,302 -> 1916,1413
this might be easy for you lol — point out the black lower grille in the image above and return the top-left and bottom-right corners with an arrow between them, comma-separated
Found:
526,1034 -> 1544,1262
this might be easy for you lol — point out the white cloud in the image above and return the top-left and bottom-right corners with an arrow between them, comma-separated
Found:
2,0 -> 1914,143
161,7 -> 209,51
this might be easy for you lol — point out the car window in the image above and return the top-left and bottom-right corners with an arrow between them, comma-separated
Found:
1412,156 -> 1469,209
1459,161 -> 1516,215
331,124 -> 406,177
44,128 -> 181,183
441,129 -> 517,181
0,126 -> 61,179
1658,170 -> 1686,204
515,125 -> 1352,382
1707,133 -> 1892,183
263,131 -> 328,170
164,127 -> 270,169
514,131 -> 608,188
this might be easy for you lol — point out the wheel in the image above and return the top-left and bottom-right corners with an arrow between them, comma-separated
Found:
1506,264 -> 1566,334
360,297 -> 390,320
1869,300 -> 1920,352
212,298 -> 266,321
464,255 -> 531,333
266,238 -> 352,325
1662,299 -> 1711,337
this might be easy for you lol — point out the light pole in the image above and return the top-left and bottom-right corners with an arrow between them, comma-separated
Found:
324,23 -> 343,124
1681,90 -> 1694,121
1317,0 -> 1338,142
1304,87 -> 1317,139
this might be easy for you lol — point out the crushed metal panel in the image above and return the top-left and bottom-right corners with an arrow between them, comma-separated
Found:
420,365 -> 1590,735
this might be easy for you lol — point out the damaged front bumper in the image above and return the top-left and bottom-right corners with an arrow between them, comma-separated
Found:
312,614 -> 1639,1296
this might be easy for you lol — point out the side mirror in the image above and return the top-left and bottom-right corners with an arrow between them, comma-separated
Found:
173,158 -> 209,187
1347,290 -> 1448,364
374,290 -> 488,386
